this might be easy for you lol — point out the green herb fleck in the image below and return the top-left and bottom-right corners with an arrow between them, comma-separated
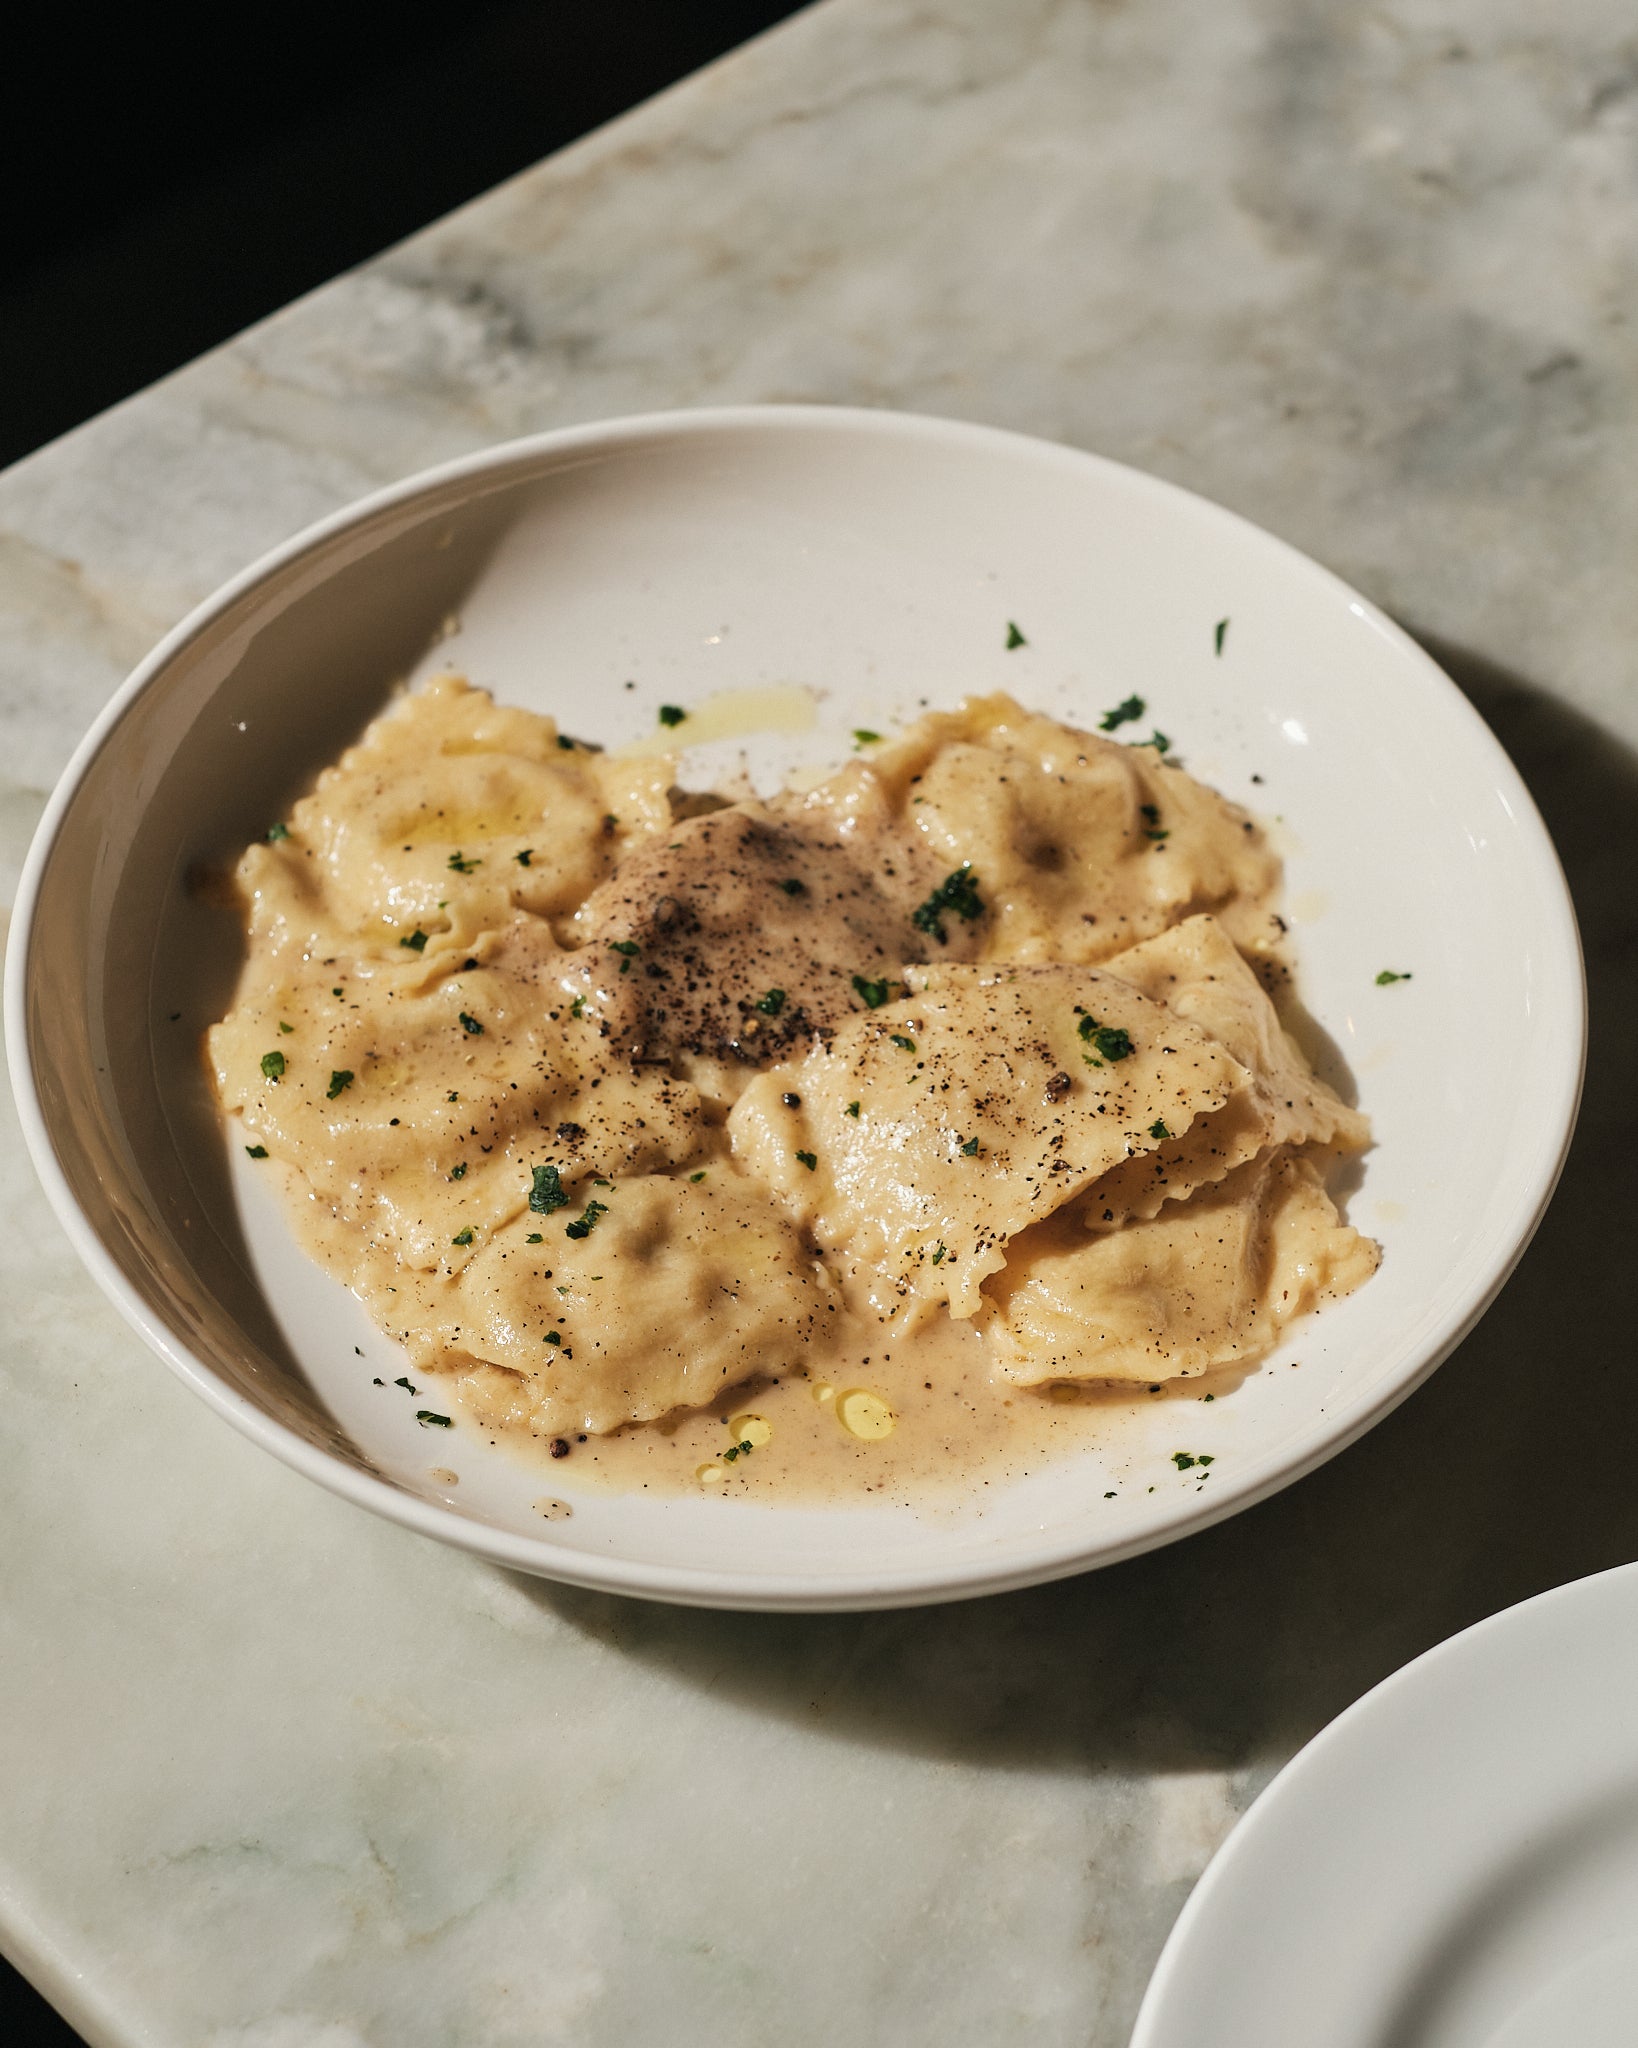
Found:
570,995 -> 586,1018
778,877 -> 806,896
400,928 -> 429,951
960,1136 -> 979,1157
845,1100 -> 861,1118
530,1164 -> 568,1215
931,1243 -> 948,1266
447,851 -> 480,874
260,1050 -> 286,1081
795,1150 -> 818,1171
890,1033 -> 917,1053
326,1069 -> 354,1099
447,1091 -> 459,1102
416,1411 -> 453,1428
452,1227 -> 474,1246
852,728 -> 882,748
1005,620 -> 1027,649
266,821 -> 290,842
1172,1451 -> 1197,1470
565,1199 -> 609,1241
609,939 -> 640,975
1077,1014 -> 1134,1062
556,734 -> 576,750
911,864 -> 985,943
1375,969 -> 1413,985
1129,730 -> 1171,754
657,704 -> 687,728
1148,1119 -> 1172,1141
689,1171 -> 707,1182
515,849 -> 533,867
449,1162 -> 467,1180
1199,1453 -> 1215,1465
458,1011 -> 483,1036
244,1144 -> 269,1159
278,1020 -> 294,1034
1099,694 -> 1146,732
545,1330 -> 562,1347
526,1233 -> 543,1244
1214,617 -> 1229,656
755,987 -> 787,1016
852,973 -> 891,1010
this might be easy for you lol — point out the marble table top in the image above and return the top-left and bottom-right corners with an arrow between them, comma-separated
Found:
3,2 -> 1635,2041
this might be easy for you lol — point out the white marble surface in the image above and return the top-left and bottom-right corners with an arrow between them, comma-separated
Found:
3,1 -> 1636,2041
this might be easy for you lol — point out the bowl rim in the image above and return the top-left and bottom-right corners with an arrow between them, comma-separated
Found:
4,403 -> 1587,1610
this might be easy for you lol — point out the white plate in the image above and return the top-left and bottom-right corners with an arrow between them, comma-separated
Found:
5,406 -> 1583,1609
1132,1561 -> 1638,2047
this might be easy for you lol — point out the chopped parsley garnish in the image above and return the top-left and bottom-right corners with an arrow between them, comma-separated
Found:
657,704 -> 688,727
565,1199 -> 609,1240
852,728 -> 881,748
266,821 -> 290,842
260,1050 -> 286,1081
778,877 -> 806,896
278,1020 -> 294,1034
911,864 -> 984,943
1129,729 -> 1171,753
447,851 -> 481,874
416,1411 -> 453,1428
529,1164 -> 568,1214
1375,969 -> 1413,985
395,1376 -> 416,1392
400,928 -> 428,951
689,1170 -> 707,1182
1139,802 -> 1169,843
1148,1119 -> 1172,1141
556,734 -> 577,750
515,849 -> 533,867
244,1144 -> 269,1159
452,1228 -> 474,1246
1214,617 -> 1229,656
1077,1013 -> 1134,1061
1172,1451 -> 1197,1470
545,1330 -> 562,1346
755,987 -> 787,1016
1005,620 -> 1027,649
449,1162 -> 467,1180
447,1091 -> 459,1102
845,1100 -> 861,1118
527,1232 -> 543,1243
795,1150 -> 818,1171
852,973 -> 891,1010
1099,694 -> 1145,732
609,939 -> 640,974
890,1034 -> 917,1053
458,1012 -> 484,1036
326,1069 -> 354,1099
570,995 -> 586,1018
960,1136 -> 979,1156
930,1243 -> 948,1266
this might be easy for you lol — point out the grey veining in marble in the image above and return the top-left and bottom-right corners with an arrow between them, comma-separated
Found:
3,1 -> 1636,2042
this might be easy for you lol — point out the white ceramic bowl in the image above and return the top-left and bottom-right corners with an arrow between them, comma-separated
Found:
5,406 -> 1583,1610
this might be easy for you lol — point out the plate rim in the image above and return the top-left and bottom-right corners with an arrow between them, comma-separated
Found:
1129,1556 -> 1638,2044
3,402 -> 1588,1610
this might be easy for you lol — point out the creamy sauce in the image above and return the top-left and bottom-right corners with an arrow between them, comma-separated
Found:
208,677 -> 1378,1504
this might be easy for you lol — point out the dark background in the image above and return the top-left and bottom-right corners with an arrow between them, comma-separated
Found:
1,7 -> 801,2037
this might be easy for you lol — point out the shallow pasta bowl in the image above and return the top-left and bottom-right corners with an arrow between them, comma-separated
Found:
5,406 -> 1584,1610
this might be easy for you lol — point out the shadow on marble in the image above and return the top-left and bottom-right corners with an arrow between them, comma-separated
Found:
516,645 -> 1634,1781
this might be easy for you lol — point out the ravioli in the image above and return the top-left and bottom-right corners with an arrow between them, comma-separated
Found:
210,676 -> 1377,1454
983,1151 -> 1380,1384
356,1174 -> 839,1437
728,963 -> 1246,1316
1078,914 -> 1370,1227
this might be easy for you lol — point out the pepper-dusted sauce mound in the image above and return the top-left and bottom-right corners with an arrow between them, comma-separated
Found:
208,676 -> 1377,1499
